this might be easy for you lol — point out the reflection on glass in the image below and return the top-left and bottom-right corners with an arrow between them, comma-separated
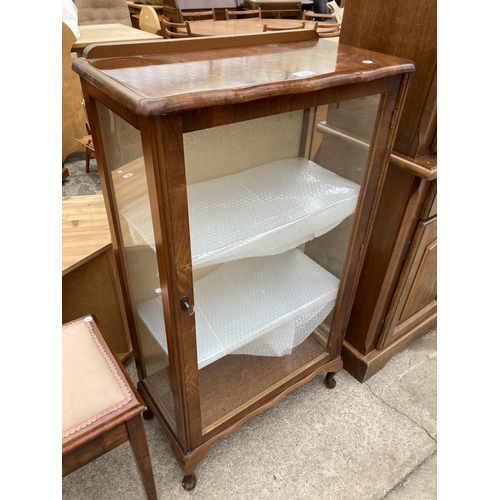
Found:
304,96 -> 381,329
95,103 -> 176,430
181,100 -> 379,434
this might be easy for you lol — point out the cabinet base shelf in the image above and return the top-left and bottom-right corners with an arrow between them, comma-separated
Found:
146,330 -> 335,436
138,249 -> 339,369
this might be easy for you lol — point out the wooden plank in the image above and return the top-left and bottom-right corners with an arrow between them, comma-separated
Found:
62,195 -> 132,359
72,23 -> 161,52
62,195 -> 111,275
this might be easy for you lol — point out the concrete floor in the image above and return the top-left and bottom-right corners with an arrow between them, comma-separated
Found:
62,328 -> 437,499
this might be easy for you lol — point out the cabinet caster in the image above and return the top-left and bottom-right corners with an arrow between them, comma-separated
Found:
142,408 -> 154,420
325,372 -> 337,389
182,473 -> 197,491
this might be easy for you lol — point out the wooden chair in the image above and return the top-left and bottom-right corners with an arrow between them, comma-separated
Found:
161,18 -> 193,38
72,135 -> 95,173
263,21 -> 307,31
179,9 -> 216,21
326,0 -> 344,22
302,10 -> 340,37
302,10 -> 335,21
316,21 -> 341,37
71,101 -> 96,173
224,8 -> 261,20
139,5 -> 162,35
62,315 -> 158,500
62,22 -> 88,163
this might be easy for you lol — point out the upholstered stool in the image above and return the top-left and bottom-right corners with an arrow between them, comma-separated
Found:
62,315 -> 157,500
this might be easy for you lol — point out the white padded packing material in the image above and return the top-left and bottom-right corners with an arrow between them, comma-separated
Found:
121,157 -> 360,269
136,249 -> 339,369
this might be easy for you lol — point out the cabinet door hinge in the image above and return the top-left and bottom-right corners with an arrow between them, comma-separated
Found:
378,320 -> 385,336
403,241 -> 413,261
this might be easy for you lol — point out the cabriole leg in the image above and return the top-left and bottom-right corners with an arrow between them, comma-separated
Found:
182,473 -> 197,491
325,371 -> 337,389
142,408 -> 154,420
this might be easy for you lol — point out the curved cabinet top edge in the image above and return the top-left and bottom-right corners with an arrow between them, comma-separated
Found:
73,35 -> 415,117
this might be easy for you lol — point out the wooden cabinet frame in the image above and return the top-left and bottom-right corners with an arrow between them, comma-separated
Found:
74,31 -> 413,487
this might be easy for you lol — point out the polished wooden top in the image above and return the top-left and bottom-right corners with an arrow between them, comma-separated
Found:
73,32 -> 414,116
72,23 -> 162,52
62,195 -> 111,275
184,18 -> 324,36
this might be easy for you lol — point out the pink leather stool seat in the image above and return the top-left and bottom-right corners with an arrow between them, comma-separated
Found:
62,315 -> 157,500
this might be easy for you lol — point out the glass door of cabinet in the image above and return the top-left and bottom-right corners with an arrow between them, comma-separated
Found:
175,96 -> 381,437
93,91 -> 382,439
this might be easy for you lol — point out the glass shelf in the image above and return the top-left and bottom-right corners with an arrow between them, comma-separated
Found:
119,157 -> 360,269
137,249 -> 339,369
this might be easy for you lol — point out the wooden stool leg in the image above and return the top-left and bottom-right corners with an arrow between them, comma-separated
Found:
126,414 -> 158,500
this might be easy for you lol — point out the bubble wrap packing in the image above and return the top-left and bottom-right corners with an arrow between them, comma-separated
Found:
121,157 -> 360,269
136,249 -> 339,368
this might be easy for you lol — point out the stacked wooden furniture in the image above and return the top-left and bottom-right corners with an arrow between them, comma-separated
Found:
338,0 -> 437,381
162,0 -> 239,21
73,30 -> 413,488
244,0 -> 303,18
127,1 -> 164,28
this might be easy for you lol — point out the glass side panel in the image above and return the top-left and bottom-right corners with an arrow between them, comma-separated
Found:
304,95 -> 382,329
94,102 -> 176,431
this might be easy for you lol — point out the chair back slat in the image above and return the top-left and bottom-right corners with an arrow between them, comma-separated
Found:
161,18 -> 192,38
225,8 -> 261,20
263,21 -> 307,31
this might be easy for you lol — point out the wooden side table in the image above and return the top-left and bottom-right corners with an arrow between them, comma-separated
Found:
62,195 -> 133,360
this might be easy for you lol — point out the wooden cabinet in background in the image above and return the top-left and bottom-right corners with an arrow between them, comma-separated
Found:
379,204 -> 437,349
341,159 -> 437,381
243,0 -> 303,18
339,0 -> 437,381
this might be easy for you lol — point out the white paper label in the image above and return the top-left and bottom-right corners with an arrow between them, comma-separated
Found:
293,71 -> 316,77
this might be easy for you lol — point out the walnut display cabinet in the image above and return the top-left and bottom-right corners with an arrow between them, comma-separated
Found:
73,31 -> 414,488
